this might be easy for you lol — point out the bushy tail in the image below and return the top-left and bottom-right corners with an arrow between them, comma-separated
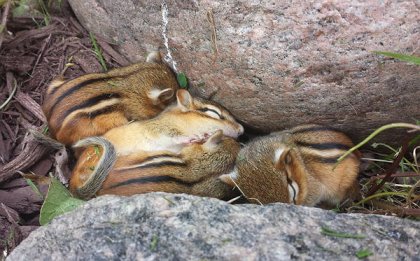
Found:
72,137 -> 116,199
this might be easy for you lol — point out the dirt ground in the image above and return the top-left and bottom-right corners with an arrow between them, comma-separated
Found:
0,0 -> 419,257
0,1 -> 131,254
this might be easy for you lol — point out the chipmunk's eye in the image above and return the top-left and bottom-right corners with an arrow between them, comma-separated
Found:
198,107 -> 222,119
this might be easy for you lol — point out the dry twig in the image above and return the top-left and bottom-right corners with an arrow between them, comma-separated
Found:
366,133 -> 417,197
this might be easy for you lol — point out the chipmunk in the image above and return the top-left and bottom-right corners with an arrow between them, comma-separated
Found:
219,124 -> 361,207
99,89 -> 244,156
42,51 -> 179,145
69,89 -> 244,198
70,131 -> 240,199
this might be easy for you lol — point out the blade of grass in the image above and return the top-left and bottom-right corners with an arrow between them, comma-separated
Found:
37,0 -> 51,26
371,143 -> 418,173
356,249 -> 373,259
320,226 -> 365,239
373,51 -> 420,65
407,178 -> 420,207
366,133 -> 416,196
89,32 -> 108,71
353,191 -> 409,206
337,123 -> 420,163
24,178 -> 44,200
0,0 -> 12,50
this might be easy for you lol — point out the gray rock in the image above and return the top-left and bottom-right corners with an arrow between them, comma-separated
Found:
67,0 -> 420,142
7,192 -> 419,260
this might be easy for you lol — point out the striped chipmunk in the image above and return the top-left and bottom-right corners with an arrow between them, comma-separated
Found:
69,89 -> 244,198
42,51 -> 179,146
70,130 -> 241,199
220,124 -> 361,207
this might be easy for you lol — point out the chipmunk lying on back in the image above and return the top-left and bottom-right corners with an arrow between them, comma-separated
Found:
220,124 -> 360,207
99,89 -> 244,156
69,89 -> 244,198
42,52 -> 179,145
70,131 -> 240,199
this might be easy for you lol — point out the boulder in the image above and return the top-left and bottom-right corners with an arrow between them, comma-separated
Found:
7,193 -> 419,260
67,0 -> 419,141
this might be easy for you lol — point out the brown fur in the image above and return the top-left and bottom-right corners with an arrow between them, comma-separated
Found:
71,131 -> 240,199
69,145 -> 104,193
42,52 -> 179,145
220,124 -> 360,207
101,89 -> 244,156
69,90 -> 243,198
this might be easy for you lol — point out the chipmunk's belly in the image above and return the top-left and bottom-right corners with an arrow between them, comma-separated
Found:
106,133 -> 186,156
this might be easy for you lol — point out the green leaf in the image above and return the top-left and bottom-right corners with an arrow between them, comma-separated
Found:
356,249 -> 373,259
373,51 -> 420,65
39,177 -> 85,225
176,72 -> 188,89
320,226 -> 365,239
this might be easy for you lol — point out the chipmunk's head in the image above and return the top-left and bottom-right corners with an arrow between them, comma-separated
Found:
182,130 -> 240,175
143,51 -> 179,110
167,89 -> 244,139
219,135 -> 307,205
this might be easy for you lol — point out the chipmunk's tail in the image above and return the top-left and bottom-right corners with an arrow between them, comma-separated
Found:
72,137 -> 116,199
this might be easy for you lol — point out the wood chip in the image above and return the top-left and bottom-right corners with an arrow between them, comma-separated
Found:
0,202 -> 20,223
0,186 -> 43,214
14,91 -> 47,123
0,135 -> 51,184
3,23 -> 75,49
97,38 -> 130,66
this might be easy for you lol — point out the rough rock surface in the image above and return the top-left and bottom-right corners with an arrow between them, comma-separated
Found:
7,192 -> 420,260
67,0 -> 419,141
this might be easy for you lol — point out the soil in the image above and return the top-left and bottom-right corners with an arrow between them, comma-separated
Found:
0,1 -> 128,255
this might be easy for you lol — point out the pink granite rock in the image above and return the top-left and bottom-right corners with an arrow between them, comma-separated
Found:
68,0 -> 419,141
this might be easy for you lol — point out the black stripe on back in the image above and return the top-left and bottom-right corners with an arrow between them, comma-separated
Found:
58,93 -> 121,122
47,77 -> 112,118
292,126 -> 340,134
108,175 -> 198,189
85,105 -> 120,118
309,156 -> 340,164
296,141 -> 350,151
47,78 -> 73,97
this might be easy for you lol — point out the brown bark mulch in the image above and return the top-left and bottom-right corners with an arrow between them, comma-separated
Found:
0,2 -> 127,255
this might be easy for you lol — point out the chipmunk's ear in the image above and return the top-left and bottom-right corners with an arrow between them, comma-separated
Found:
176,89 -> 193,111
146,51 -> 162,63
273,147 -> 292,169
148,88 -> 174,105
203,130 -> 223,149
219,168 -> 238,188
